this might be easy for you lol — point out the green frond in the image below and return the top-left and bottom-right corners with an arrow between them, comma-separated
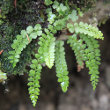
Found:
4,0 -> 104,107
67,33 -> 101,90
28,34 -> 46,107
28,61 -> 42,107
80,34 -> 101,90
45,37 -> 55,69
41,30 -> 56,69
67,34 -> 86,67
55,40 -> 69,92
73,22 -> 104,40
67,22 -> 103,40
8,24 -> 42,67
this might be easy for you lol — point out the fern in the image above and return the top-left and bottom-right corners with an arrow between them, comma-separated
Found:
28,60 -> 42,107
55,41 -> 69,92
28,29 -> 56,106
8,24 -> 42,67
67,34 -> 86,67
28,28 -> 55,106
67,22 -> 103,39
43,30 -> 55,68
28,34 -> 45,106
44,37 -> 55,69
67,31 -> 101,90
66,11 -> 103,89
73,22 -> 103,39
6,0 -> 104,107
67,33 -> 101,90
80,34 -> 101,90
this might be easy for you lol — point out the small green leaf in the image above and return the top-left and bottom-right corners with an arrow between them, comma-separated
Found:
67,23 -> 74,33
21,30 -> 27,38
45,0 -> 53,6
68,10 -> 78,22
61,82 -> 68,93
60,4 -> 67,11
26,26 -> 33,34
37,31 -> 42,36
48,12 -> 56,24
52,1 -> 59,9
30,32 -> 38,39
34,24 -> 42,31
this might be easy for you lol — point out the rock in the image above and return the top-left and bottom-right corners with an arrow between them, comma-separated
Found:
105,65 -> 110,87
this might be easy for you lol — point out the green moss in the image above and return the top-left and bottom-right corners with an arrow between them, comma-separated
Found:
0,0 -> 44,75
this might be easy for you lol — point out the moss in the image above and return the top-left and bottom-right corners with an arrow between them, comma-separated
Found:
0,0 -> 44,75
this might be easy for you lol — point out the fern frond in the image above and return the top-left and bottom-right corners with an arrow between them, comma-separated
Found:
28,60 -> 42,107
80,34 -> 101,90
67,22 -> 103,40
67,34 -> 86,67
28,34 -> 46,107
74,22 -> 104,39
8,24 -> 42,67
45,37 -> 55,69
42,30 -> 56,69
67,33 -> 101,90
55,41 -> 69,92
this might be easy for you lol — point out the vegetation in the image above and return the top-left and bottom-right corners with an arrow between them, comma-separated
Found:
0,0 -> 104,107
